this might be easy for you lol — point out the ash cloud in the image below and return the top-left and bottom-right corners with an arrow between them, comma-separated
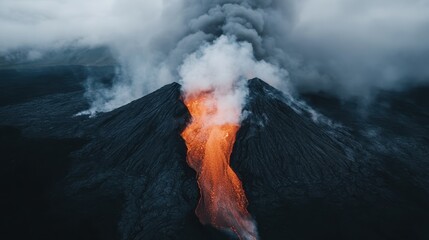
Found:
1,0 -> 429,111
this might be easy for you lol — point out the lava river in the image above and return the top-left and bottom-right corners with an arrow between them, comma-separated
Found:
181,92 -> 258,240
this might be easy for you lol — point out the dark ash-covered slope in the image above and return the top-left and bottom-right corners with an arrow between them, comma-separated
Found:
66,83 -> 204,240
233,78 -> 366,201
231,79 -> 413,239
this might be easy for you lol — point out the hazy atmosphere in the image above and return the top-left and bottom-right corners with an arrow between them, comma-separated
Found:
2,0 -> 429,112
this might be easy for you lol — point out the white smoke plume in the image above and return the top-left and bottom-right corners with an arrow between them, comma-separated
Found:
1,0 -> 429,111
179,35 -> 287,124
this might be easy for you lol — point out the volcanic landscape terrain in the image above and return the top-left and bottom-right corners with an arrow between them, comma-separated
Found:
1,66 -> 429,240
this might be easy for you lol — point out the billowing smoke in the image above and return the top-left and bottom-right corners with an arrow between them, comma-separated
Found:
179,35 -> 287,123
1,0 -> 429,110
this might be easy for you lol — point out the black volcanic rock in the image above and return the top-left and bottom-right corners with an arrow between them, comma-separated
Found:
1,78 -> 428,240
233,78 -> 364,200
66,83 -> 203,240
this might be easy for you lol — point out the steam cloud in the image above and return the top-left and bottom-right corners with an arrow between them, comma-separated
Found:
179,35 -> 287,124
1,0 -> 429,111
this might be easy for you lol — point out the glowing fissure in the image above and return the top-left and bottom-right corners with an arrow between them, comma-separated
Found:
181,92 -> 257,240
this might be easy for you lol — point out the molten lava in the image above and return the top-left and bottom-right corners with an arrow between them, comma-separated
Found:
181,92 -> 257,240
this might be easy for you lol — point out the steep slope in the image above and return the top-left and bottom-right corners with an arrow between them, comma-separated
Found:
232,79 -> 368,202
231,79 -> 428,240
67,83 -> 205,240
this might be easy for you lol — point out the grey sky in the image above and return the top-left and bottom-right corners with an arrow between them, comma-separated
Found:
1,0 -> 428,107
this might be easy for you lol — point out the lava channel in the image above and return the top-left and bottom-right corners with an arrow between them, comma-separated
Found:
181,92 -> 258,240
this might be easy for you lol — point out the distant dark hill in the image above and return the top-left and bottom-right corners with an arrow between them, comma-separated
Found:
0,47 -> 116,69
1,78 -> 428,240
0,65 -> 115,107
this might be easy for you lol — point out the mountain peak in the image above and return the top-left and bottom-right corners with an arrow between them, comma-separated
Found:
64,79 -> 375,239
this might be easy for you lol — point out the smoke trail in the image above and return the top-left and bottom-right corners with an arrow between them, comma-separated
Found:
89,0 -> 292,114
179,35 -> 287,112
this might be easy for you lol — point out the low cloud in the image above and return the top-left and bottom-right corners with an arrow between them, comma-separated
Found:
1,0 -> 429,110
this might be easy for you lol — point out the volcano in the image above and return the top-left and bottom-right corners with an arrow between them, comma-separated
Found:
1,77 -> 429,240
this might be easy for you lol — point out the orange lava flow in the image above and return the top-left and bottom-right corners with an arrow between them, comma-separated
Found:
181,92 -> 257,240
